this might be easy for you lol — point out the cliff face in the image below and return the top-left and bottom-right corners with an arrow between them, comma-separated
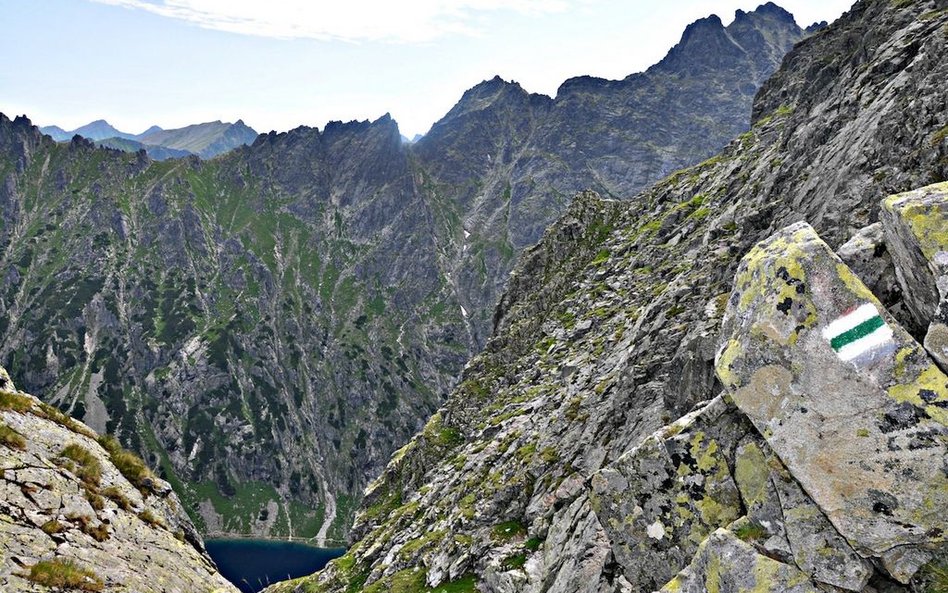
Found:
0,5 -> 807,540
271,1 -> 948,591
0,365 -> 237,593
0,114 -> 468,543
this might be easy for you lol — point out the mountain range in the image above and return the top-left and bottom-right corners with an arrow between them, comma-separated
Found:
0,0 -> 946,591
39,118 -> 258,159
0,2 -> 826,546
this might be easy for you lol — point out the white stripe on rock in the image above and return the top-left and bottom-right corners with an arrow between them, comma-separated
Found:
837,324 -> 894,362
822,303 -> 880,339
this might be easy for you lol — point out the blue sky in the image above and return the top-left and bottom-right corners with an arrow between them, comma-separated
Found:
1,0 -> 854,138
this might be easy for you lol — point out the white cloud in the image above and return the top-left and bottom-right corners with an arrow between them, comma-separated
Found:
90,0 -> 576,42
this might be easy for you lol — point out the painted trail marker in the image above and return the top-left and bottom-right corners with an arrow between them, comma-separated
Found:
822,303 -> 895,367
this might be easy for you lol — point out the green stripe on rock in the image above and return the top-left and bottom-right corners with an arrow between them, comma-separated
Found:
830,315 -> 884,351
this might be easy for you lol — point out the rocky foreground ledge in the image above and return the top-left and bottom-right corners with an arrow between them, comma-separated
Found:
0,366 -> 237,592
595,182 -> 948,592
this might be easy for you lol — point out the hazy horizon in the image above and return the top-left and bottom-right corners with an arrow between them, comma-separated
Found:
2,0 -> 855,138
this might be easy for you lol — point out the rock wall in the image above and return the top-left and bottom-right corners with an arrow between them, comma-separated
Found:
0,365 -> 237,592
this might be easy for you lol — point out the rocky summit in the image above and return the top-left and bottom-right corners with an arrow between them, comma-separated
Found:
268,0 -> 948,592
0,4 -> 810,542
0,365 -> 236,593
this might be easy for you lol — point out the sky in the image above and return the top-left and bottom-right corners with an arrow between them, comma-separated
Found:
1,0 -> 855,139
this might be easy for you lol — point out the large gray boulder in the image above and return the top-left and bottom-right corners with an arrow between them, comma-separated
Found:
837,222 -> 900,309
591,391 -> 873,593
658,529 -> 820,593
880,181 -> 948,373
732,437 -> 872,591
590,396 -> 749,592
716,222 -> 947,582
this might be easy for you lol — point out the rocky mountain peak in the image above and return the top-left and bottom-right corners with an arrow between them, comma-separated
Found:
746,1 -> 797,23
655,3 -> 805,76
435,76 -> 536,122
657,14 -> 748,73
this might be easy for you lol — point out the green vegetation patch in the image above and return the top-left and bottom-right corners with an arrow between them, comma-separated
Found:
0,390 -> 32,412
491,519 -> 527,542
524,537 -> 543,551
918,560 -> 948,593
24,559 -> 104,591
59,444 -> 102,488
0,422 -> 26,450
362,568 -> 478,593
733,521 -> 768,542
98,435 -> 156,494
503,553 -> 527,570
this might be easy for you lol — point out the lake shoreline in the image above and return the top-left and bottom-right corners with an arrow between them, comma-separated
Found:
205,538 -> 346,593
203,532 -> 348,548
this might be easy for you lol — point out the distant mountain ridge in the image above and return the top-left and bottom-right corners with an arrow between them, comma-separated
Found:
39,118 -> 258,159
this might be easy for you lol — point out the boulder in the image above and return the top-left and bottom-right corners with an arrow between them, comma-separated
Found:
590,396 -> 751,592
716,221 -> 947,582
837,222 -> 900,309
658,529 -> 820,593
732,437 -> 871,591
880,182 -> 948,372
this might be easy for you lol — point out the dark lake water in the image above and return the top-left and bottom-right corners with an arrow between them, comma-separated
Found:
206,539 -> 345,593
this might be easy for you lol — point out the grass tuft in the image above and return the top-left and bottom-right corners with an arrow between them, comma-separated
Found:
0,390 -> 32,413
101,486 -> 134,511
139,508 -> 166,529
59,444 -> 102,488
41,519 -> 66,535
25,559 -> 104,591
0,423 -> 26,450
98,435 -> 156,494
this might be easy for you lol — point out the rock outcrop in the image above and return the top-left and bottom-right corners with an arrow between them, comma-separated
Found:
0,365 -> 236,592
881,182 -> 948,372
269,0 -> 948,591
659,529 -> 821,593
717,220 -> 946,584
